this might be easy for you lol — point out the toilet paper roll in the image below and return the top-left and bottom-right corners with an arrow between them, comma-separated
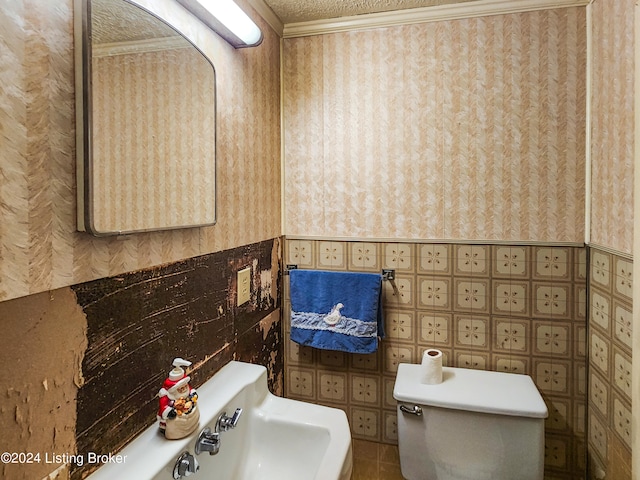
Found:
421,348 -> 443,385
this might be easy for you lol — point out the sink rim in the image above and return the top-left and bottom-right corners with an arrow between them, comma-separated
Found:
86,361 -> 352,480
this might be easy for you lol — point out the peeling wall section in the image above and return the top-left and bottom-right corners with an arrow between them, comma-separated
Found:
70,238 -> 282,479
0,289 -> 88,480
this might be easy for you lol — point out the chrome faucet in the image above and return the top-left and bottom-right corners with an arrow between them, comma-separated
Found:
194,408 -> 243,457
216,408 -> 243,432
195,428 -> 220,456
173,451 -> 199,479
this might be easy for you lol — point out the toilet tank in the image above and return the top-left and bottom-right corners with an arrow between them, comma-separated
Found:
394,364 -> 548,480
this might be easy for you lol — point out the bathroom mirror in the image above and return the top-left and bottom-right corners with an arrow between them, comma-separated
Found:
74,0 -> 216,235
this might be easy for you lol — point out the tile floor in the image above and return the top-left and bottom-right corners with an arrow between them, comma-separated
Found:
351,439 -> 404,480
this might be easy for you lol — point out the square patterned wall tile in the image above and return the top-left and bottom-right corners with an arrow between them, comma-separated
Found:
546,398 -> 572,433
454,245 -> 490,276
454,314 -> 490,348
287,367 -> 316,399
383,345 -> 415,374
589,371 -> 608,417
418,277 -> 450,310
385,310 -> 415,343
535,360 -> 570,396
286,239 -> 315,268
418,244 -> 451,275
383,275 -> 415,308
455,351 -> 489,370
589,413 -> 608,461
350,406 -> 381,441
493,354 -> 529,374
319,349 -> 348,368
492,245 -> 530,278
533,247 -> 572,281
287,339 -> 315,365
533,321 -> 572,357
590,289 -> 612,332
317,241 -> 347,269
349,242 -> 380,271
351,352 -> 380,372
454,278 -> 490,313
383,243 -> 415,272
350,373 -> 381,406
614,257 -> 633,300
493,317 -> 530,354
612,348 -> 632,400
590,331 -> 610,376
590,250 -> 612,290
419,312 -> 452,347
613,300 -> 633,351
318,371 -> 347,403
612,393 -> 632,449
492,280 -> 530,316
532,283 -> 572,319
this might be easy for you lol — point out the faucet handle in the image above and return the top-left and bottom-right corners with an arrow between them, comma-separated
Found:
195,427 -> 220,456
173,452 -> 199,479
228,408 -> 243,428
217,408 -> 243,432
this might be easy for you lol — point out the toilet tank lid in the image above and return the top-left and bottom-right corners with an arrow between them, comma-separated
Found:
393,364 -> 548,419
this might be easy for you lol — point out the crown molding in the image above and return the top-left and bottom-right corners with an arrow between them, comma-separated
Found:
282,0 -> 590,38
246,0 -> 284,37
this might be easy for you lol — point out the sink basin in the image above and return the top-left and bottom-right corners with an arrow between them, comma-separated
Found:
87,361 -> 352,480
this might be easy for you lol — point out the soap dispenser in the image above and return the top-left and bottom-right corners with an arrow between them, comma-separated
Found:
158,358 -> 200,439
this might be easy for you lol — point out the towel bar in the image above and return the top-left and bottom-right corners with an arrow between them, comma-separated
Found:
381,269 -> 395,281
285,264 -> 298,275
284,265 -> 395,281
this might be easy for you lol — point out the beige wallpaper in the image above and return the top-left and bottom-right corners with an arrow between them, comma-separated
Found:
589,0 -> 635,256
0,0 -> 280,302
283,8 -> 587,243
91,46 -> 216,234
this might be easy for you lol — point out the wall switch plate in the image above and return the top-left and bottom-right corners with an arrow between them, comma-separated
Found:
237,267 -> 251,306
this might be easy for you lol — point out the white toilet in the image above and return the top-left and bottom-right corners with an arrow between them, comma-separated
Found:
394,363 -> 548,480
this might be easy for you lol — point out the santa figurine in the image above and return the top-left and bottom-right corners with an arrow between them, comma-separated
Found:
158,358 -> 200,439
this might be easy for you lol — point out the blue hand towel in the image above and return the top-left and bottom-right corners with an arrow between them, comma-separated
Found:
289,269 -> 384,353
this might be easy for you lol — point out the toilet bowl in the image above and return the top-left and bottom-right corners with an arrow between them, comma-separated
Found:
394,364 -> 548,480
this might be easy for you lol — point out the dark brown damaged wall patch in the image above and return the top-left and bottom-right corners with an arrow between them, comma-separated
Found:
71,238 -> 282,479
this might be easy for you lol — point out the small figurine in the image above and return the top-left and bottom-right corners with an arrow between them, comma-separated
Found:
158,358 -> 200,439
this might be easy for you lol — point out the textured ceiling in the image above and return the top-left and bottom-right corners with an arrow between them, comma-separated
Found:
92,0 -> 180,44
261,0 -> 478,24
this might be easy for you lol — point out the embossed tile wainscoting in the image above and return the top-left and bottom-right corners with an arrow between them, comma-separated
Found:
284,239 -> 589,479
587,248 -> 633,479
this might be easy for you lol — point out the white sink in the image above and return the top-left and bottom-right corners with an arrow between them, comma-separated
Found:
88,361 -> 353,480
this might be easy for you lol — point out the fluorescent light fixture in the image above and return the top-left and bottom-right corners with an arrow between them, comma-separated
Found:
177,0 -> 263,48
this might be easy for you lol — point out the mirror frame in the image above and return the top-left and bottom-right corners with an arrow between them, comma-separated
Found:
73,0 -> 217,236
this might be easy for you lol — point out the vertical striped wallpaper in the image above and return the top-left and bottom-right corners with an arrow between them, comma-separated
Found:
0,0 -> 281,302
589,0 -> 635,256
92,47 -> 216,233
283,8 -> 587,243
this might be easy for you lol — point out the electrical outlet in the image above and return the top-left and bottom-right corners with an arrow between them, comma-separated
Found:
237,267 -> 251,306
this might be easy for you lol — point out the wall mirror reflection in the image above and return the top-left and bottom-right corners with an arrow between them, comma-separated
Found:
74,0 -> 217,236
